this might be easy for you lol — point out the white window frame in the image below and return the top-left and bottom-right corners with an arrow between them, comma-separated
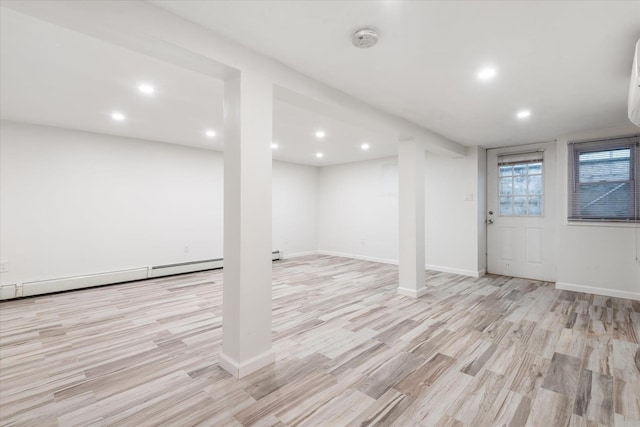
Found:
497,151 -> 545,217
567,135 -> 639,222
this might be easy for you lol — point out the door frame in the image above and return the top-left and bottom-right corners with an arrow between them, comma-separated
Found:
485,141 -> 557,282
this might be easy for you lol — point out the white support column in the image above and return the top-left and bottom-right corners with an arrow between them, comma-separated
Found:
398,138 -> 428,298
219,70 -> 275,378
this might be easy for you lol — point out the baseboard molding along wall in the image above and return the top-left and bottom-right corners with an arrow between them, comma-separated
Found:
6,252 -> 636,302
316,250 -> 399,265
0,251 -> 282,300
22,268 -> 149,298
425,264 -> 486,278
556,282 -> 640,301
280,251 -> 320,259
316,251 -> 486,278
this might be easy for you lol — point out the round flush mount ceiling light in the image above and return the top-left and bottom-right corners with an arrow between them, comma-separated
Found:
352,28 -> 378,48
516,110 -> 531,119
205,129 -> 216,138
315,130 -> 326,139
271,142 -> 278,149
316,152 -> 324,158
361,143 -> 370,150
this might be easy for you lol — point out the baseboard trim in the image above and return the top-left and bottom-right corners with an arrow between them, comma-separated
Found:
22,268 -> 149,298
425,264 -> 485,278
316,250 -> 398,265
219,349 -> 275,379
2,251 -> 488,300
315,251 -> 486,278
1,251 -> 288,300
556,282 -> 640,301
397,286 -> 430,298
281,250 -> 320,259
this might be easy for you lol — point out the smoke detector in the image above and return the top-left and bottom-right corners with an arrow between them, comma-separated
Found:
352,28 -> 378,48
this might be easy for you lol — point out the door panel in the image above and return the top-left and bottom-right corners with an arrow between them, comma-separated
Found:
500,226 -> 515,262
525,227 -> 542,264
487,143 -> 556,281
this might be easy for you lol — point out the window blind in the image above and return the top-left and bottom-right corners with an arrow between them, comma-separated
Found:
498,150 -> 544,165
568,135 -> 639,222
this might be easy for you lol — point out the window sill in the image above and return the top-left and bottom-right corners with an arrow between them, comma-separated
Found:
566,220 -> 639,229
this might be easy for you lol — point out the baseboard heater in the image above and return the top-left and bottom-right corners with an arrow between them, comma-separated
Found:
1,250 -> 282,300
148,258 -> 224,278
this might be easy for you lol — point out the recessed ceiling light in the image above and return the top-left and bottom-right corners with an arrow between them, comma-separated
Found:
477,67 -> 497,80
205,130 -> 216,138
516,110 -> 531,119
361,143 -> 370,150
138,83 -> 155,94
111,112 -> 125,121
271,142 -> 278,149
316,152 -> 324,158
315,130 -> 326,139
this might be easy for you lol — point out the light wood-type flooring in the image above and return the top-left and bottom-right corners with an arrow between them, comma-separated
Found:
1,255 -> 639,426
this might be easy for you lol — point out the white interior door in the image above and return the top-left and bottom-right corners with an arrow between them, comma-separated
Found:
487,143 -> 556,281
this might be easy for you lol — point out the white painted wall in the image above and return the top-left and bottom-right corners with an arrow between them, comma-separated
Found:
317,157 -> 399,264
3,119 -> 636,298
425,147 -> 486,276
273,160 -> 318,258
317,130 -> 638,297
0,121 -> 318,286
555,125 -> 640,298
317,151 -> 486,276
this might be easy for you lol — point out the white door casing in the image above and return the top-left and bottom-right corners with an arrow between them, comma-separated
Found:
486,142 -> 557,281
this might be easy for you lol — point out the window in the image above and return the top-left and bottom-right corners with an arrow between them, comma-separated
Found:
498,151 -> 544,216
568,136 -> 639,221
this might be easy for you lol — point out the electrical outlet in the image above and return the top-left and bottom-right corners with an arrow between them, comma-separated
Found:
0,261 -> 8,273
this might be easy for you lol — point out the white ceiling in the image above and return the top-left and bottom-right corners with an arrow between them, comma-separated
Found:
153,0 -> 640,147
1,1 -> 639,166
0,7 -> 397,166
0,8 -> 224,151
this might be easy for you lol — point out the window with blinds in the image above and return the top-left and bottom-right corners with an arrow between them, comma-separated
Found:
568,135 -> 639,221
498,151 -> 544,216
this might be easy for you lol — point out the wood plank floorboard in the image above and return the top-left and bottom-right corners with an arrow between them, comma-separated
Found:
1,255 -> 639,426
